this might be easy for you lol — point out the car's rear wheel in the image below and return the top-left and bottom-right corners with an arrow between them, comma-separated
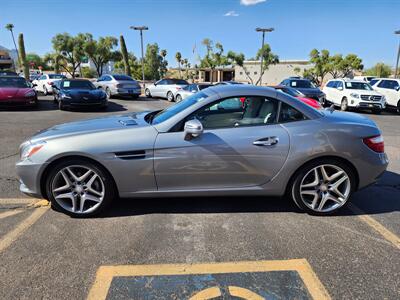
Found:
167,91 -> 174,102
58,100 -> 65,110
340,97 -> 348,111
397,100 -> 400,114
45,159 -> 115,217
176,94 -> 182,102
43,85 -> 48,96
145,88 -> 151,98
290,159 -> 356,215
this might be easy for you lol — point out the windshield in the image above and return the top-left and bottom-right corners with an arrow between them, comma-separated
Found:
151,92 -> 208,125
113,75 -> 134,81
290,80 -> 315,88
49,74 -> 66,79
198,84 -> 213,90
345,82 -> 373,90
0,77 -> 30,88
61,80 -> 95,90
281,87 -> 302,97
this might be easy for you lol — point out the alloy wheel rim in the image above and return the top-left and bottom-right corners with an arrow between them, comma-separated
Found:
299,164 -> 351,213
51,165 -> 105,214
167,92 -> 173,101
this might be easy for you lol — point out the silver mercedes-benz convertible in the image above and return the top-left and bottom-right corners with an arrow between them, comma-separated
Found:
16,85 -> 388,217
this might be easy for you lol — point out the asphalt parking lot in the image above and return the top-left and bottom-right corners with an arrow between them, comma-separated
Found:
0,95 -> 399,299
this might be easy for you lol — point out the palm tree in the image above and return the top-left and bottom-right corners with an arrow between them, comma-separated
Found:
175,52 -> 182,79
5,24 -> 20,67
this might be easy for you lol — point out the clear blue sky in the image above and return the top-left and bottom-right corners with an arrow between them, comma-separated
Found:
1,0 -> 399,68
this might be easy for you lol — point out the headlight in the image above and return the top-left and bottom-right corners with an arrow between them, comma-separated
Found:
350,93 -> 359,99
61,93 -> 71,99
25,91 -> 36,97
20,141 -> 46,161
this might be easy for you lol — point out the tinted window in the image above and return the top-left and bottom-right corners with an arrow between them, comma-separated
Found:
290,80 -> 315,88
39,75 -> 47,80
61,80 -> 95,90
198,84 -> 212,90
48,74 -> 66,79
113,75 -> 134,81
369,79 -> 379,86
280,87 -> 302,97
378,80 -> 399,90
326,81 -> 335,88
279,102 -> 307,123
170,79 -> 189,85
188,97 -> 279,129
157,79 -> 167,85
336,81 -> 343,89
0,77 -> 30,88
344,82 -> 373,90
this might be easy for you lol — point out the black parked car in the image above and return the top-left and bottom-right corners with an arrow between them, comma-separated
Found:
280,77 -> 325,104
52,79 -> 108,110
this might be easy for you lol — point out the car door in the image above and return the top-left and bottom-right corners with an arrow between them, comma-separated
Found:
153,96 -> 290,190
151,79 -> 165,97
323,81 -> 334,102
332,81 -> 343,105
95,76 -> 104,89
375,80 -> 399,107
37,75 -> 47,92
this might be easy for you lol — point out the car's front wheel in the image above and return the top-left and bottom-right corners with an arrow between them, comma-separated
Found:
105,87 -> 112,99
175,94 -> 182,102
340,97 -> 348,111
145,88 -> 151,98
290,159 -> 356,215
45,159 -> 115,217
167,91 -> 174,102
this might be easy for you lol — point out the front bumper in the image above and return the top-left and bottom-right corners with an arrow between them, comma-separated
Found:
62,99 -> 108,107
354,101 -> 385,110
16,160 -> 47,199
0,98 -> 37,107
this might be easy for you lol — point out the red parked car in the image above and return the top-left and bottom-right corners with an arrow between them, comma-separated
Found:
271,85 -> 322,109
0,76 -> 38,107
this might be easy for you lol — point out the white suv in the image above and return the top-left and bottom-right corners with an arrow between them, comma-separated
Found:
323,79 -> 385,114
32,74 -> 66,95
369,78 -> 400,112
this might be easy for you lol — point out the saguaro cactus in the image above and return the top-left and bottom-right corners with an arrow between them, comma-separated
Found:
120,35 -> 131,77
18,33 -> 29,80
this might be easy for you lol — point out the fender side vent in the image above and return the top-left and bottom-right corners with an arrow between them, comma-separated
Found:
115,150 -> 146,160
118,119 -> 138,126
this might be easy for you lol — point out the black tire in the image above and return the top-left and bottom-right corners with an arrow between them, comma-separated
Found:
145,88 -> 152,98
340,97 -> 348,111
289,158 -> 356,216
45,158 -> 116,217
58,100 -> 65,111
176,94 -> 182,102
397,100 -> 400,114
373,108 -> 381,115
53,93 -> 58,103
43,85 -> 48,96
167,91 -> 174,102
105,87 -> 112,99
131,95 -> 139,99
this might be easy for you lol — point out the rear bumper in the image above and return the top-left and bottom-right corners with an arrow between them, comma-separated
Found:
113,87 -> 141,96
356,152 -> 388,190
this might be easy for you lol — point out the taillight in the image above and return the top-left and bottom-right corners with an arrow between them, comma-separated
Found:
176,87 -> 182,90
48,81 -> 53,85
115,84 -> 122,88
363,135 -> 384,153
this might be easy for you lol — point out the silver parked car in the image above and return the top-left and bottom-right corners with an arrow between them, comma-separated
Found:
16,85 -> 388,217
145,78 -> 189,101
94,74 -> 141,99
175,83 -> 213,102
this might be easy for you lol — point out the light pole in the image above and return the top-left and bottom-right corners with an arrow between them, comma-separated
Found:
130,26 -> 148,89
395,30 -> 400,79
255,27 -> 274,86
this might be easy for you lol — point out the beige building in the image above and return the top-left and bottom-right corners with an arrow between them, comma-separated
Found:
234,60 -> 313,85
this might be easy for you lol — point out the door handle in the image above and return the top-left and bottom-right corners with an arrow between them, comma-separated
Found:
253,136 -> 279,146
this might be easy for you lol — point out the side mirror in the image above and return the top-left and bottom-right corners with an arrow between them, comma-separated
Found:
337,86 -> 343,91
184,119 -> 203,140
191,90 -> 197,93
396,86 -> 400,91
97,86 -> 102,89
32,83 -> 37,87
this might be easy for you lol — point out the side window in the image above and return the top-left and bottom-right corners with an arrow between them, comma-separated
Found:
326,81 -> 334,88
279,102 -> 307,123
97,76 -> 104,82
40,75 -> 46,80
188,96 -> 279,130
369,79 -> 379,86
104,76 -> 112,81
336,81 -> 343,89
157,79 -> 166,85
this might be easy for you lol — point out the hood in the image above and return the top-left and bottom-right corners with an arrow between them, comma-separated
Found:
31,111 -> 151,142
347,89 -> 382,95
61,89 -> 106,100
0,87 -> 33,100
295,87 -> 323,96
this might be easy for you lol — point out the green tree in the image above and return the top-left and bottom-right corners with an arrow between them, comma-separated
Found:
81,66 -> 97,78
160,49 -> 168,78
119,35 -> 131,77
52,33 -> 89,78
328,54 -> 363,78
5,24 -> 20,67
255,44 -> 279,85
227,51 -> 254,84
144,43 -> 163,80
364,63 -> 392,78
303,49 -> 331,86
18,33 -> 29,80
26,53 -> 45,70
43,52 -> 62,73
175,52 -> 182,79
84,35 -> 119,77
200,38 -> 229,83
114,52 -> 142,79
